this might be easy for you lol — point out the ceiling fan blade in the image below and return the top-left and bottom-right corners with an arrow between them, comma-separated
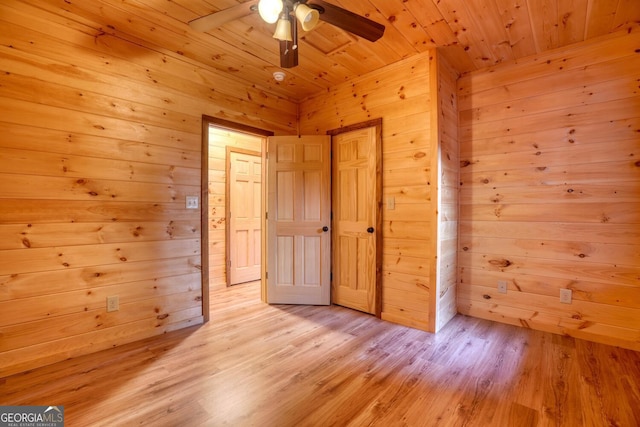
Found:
307,0 -> 385,42
189,0 -> 258,32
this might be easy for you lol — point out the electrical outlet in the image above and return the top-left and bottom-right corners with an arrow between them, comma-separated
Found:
497,280 -> 508,294
186,196 -> 199,209
106,295 -> 119,312
560,288 -> 572,304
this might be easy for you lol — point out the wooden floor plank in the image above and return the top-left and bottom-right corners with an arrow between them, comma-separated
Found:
1,281 -> 639,426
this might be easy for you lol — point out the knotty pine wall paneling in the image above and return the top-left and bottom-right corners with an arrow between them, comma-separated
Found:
300,51 -> 459,333
429,52 -> 460,332
0,0 -> 296,376
457,28 -> 640,351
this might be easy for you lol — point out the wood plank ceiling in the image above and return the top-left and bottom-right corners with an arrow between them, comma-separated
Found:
50,0 -> 640,101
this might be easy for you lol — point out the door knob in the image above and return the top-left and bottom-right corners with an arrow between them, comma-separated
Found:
367,227 -> 374,233
322,226 -> 329,232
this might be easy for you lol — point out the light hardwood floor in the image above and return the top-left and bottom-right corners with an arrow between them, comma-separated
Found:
2,282 -> 639,426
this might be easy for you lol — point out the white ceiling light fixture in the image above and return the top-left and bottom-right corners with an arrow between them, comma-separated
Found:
258,0 -> 282,24
294,3 -> 319,31
259,1 -> 320,32
273,71 -> 286,82
273,12 -> 293,41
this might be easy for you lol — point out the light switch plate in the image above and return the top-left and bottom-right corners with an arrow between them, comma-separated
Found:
497,280 -> 508,294
386,196 -> 395,210
560,288 -> 572,304
186,196 -> 199,209
107,295 -> 119,312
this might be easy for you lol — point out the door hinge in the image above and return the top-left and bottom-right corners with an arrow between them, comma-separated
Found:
265,272 -> 268,279
265,211 -> 268,220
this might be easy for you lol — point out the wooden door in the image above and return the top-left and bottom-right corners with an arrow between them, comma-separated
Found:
332,126 -> 382,315
266,135 -> 331,305
228,151 -> 262,285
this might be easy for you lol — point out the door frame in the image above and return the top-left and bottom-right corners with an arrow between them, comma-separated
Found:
200,115 -> 273,322
327,118 -> 383,317
225,147 -> 262,287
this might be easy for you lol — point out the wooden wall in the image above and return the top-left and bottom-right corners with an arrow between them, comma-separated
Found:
300,51 -> 459,332
457,29 -> 640,351
207,128 -> 263,292
0,0 -> 295,376
430,52 -> 460,332
4,0 -> 636,379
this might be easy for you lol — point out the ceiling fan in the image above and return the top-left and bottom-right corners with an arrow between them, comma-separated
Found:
189,0 -> 385,69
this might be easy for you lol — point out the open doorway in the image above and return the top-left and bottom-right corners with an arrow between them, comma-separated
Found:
208,126 -> 264,290
201,116 -> 273,318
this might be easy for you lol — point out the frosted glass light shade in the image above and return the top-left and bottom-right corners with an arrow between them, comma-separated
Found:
258,0 -> 283,24
294,4 -> 319,31
273,17 -> 293,41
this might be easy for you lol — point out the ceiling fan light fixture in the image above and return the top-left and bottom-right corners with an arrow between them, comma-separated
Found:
294,3 -> 320,31
273,15 -> 293,41
258,0 -> 283,24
